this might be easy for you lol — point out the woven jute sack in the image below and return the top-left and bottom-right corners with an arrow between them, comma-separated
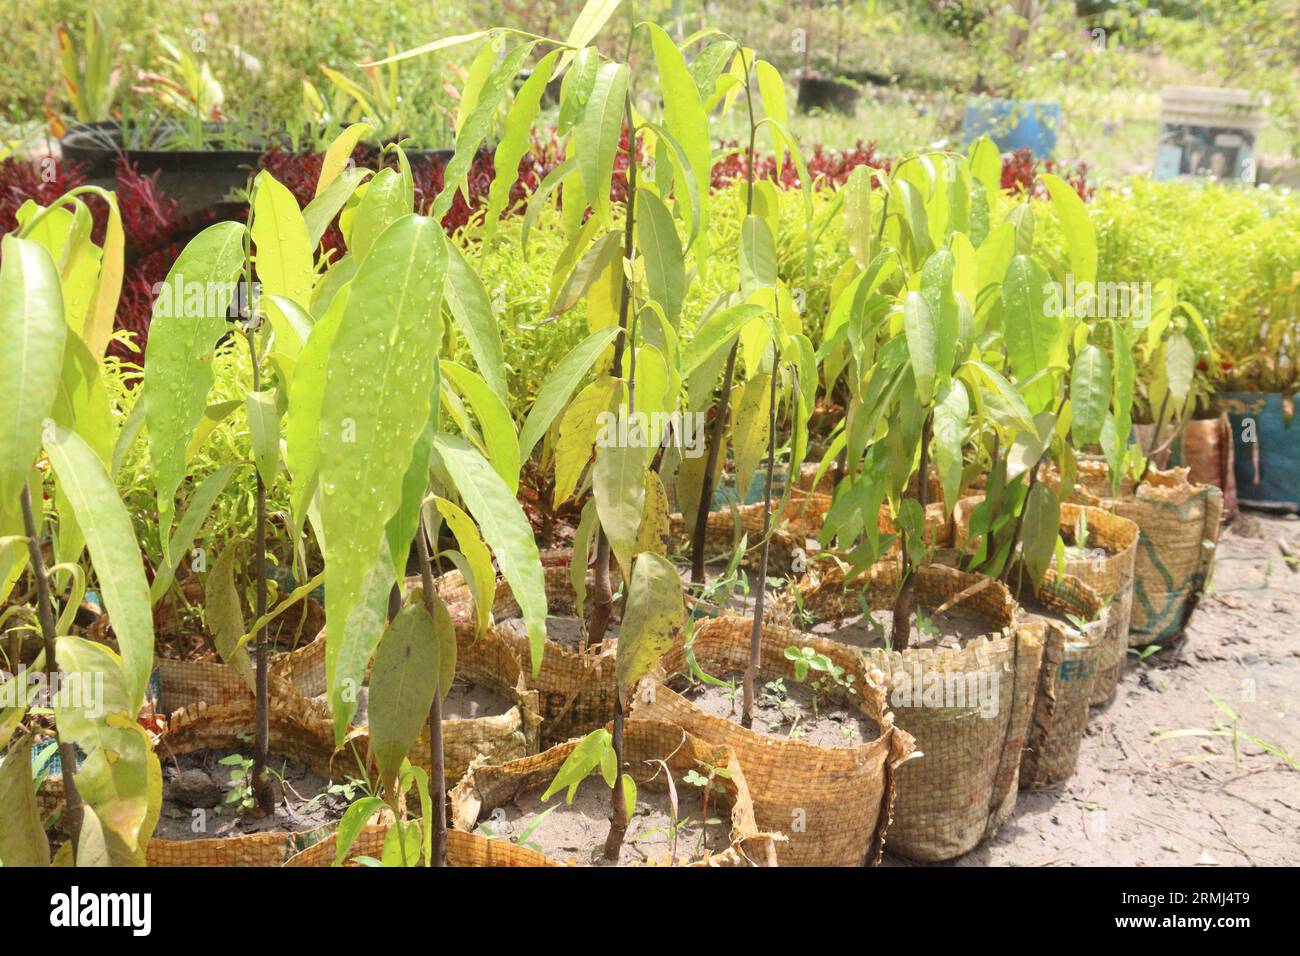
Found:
1015,573 -> 1106,788
272,586 -> 541,786
789,562 -> 1044,862
630,616 -> 915,866
667,498 -> 817,573
877,500 -> 952,553
155,650 -> 328,715
77,696 -> 342,867
1049,464 -> 1222,644
336,621 -> 543,787
450,718 -> 779,866
951,498 -> 1138,705
464,557 -> 620,748
149,587 -> 324,712
284,822 -> 560,867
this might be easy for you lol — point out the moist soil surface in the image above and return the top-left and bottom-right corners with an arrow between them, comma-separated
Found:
496,613 -> 615,650
809,605 -> 998,651
154,747 -> 345,842
342,675 -> 514,726
476,775 -> 728,865
673,670 -> 878,747
885,512 -> 1300,866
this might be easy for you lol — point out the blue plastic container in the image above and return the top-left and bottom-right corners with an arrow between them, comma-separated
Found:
1225,391 -> 1300,508
963,99 -> 1062,157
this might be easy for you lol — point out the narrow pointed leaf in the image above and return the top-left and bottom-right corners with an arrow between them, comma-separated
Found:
45,427 -> 154,712
433,434 -> 547,676
615,552 -> 685,702
0,235 -> 67,509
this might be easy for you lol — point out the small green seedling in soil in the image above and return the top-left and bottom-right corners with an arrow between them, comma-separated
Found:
478,804 -> 560,854
541,728 -> 637,853
784,646 -> 852,690
763,677 -> 788,706
1155,692 -> 1299,772
915,609 -> 942,642
789,585 -> 816,629
682,764 -> 730,857
1129,644 -> 1161,669
219,754 -> 256,811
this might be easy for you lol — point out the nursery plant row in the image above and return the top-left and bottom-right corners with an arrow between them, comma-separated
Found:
0,8 -> 1254,868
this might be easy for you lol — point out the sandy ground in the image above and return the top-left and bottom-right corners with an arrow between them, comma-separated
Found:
886,512 -> 1300,867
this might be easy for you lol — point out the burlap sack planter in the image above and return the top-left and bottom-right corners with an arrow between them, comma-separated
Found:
877,500 -> 952,554
788,562 -> 1044,861
267,584 -> 541,787
951,497 -> 1138,705
148,584 -> 324,713
447,558 -> 621,748
1050,464 -> 1223,645
283,822 -> 560,866
334,621 -> 542,788
155,648 -> 326,715
35,696 -> 346,867
666,494 -> 824,572
630,615 -> 914,866
449,718 -> 778,866
1014,572 -> 1106,787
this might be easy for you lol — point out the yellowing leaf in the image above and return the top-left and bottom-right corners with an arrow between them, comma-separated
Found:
615,552 -> 685,702
554,376 -> 623,507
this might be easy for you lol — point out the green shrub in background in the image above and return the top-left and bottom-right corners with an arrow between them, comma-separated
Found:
1033,179 -> 1300,394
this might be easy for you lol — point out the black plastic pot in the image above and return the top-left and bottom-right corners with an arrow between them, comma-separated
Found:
796,77 -> 861,115
59,121 -> 265,218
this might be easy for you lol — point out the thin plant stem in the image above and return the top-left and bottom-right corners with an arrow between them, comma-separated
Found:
742,343 -> 781,729
20,483 -> 84,855
414,516 -> 447,867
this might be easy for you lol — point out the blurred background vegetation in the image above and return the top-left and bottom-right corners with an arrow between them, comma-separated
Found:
3,1 -> 1297,182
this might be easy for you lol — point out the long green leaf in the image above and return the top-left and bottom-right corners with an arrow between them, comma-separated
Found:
484,48 -> 562,244
349,168 -> 410,263
150,462 -> 237,602
1042,173 -> 1096,288
932,380 -> 969,517
646,23 -> 711,248
252,171 -> 314,308
903,291 -> 937,403
575,61 -> 629,226
247,390 -> 280,489
433,434 -> 547,676
1002,254 -> 1064,413
318,215 -> 447,741
615,552 -> 684,702
142,221 -> 245,550
444,241 -> 509,402
0,235 -> 67,512
207,543 -> 255,692
593,438 -> 645,576
0,736 -> 49,867
517,326 -> 623,463
434,42 -> 538,222
441,361 -> 519,491
305,166 -> 371,249
45,426 -> 154,712
1071,344 -> 1111,447
369,602 -> 443,793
